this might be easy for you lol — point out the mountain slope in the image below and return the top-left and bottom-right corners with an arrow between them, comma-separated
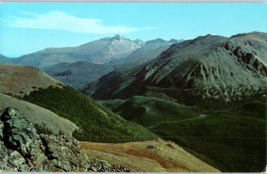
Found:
23,85 -> 158,143
0,54 -> 18,64
0,64 -> 77,135
0,35 -> 143,67
42,61 -> 114,89
112,96 -> 202,127
82,32 -> 267,108
118,38 -> 182,67
81,138 -> 220,172
0,64 -> 158,143
42,38 -> 181,89
0,64 -> 65,97
149,101 -> 266,172
0,93 -> 78,136
0,106 -> 220,172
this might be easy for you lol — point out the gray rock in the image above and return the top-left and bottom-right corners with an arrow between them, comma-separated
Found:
0,107 -> 130,172
40,134 -> 90,172
0,120 -> 3,140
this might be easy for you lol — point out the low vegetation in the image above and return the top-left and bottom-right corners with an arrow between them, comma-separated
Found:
112,96 -> 203,127
23,85 -> 158,143
148,101 -> 266,172
101,93 -> 266,172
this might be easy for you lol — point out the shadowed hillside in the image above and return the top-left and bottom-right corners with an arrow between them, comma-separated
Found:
43,61 -> 114,89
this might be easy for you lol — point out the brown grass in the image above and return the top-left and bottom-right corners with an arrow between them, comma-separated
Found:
80,139 -> 220,172
0,64 -> 65,97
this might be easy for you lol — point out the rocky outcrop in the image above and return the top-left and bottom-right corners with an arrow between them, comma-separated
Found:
0,107 -> 130,172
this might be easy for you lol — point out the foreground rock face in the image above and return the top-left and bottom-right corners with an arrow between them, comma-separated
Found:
0,107 -> 129,172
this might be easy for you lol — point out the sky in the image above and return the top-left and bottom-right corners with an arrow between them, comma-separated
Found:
1,3 -> 266,57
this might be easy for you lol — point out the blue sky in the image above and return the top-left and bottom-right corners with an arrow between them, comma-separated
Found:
1,3 -> 266,57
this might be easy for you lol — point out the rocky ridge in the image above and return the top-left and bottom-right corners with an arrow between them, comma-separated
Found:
0,107 -> 129,172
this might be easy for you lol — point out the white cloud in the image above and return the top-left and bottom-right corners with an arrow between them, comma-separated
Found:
141,27 -> 160,30
6,11 -> 155,34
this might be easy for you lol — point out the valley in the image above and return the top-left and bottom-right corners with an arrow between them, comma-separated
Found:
0,32 -> 266,172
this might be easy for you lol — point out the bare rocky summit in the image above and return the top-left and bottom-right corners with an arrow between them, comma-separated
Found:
0,107 -> 129,172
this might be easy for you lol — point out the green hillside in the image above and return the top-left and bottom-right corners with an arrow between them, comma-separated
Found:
113,96 -> 203,127
23,85 -> 158,143
105,95 -> 266,172
148,101 -> 266,172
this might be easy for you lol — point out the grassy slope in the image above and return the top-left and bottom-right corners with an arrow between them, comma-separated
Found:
23,85 -> 158,143
113,96 -> 203,127
148,101 -> 266,172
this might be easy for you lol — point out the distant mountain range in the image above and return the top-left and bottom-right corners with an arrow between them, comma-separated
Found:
1,35 -> 182,89
82,32 -> 267,108
41,38 -> 182,89
0,34 -> 144,67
